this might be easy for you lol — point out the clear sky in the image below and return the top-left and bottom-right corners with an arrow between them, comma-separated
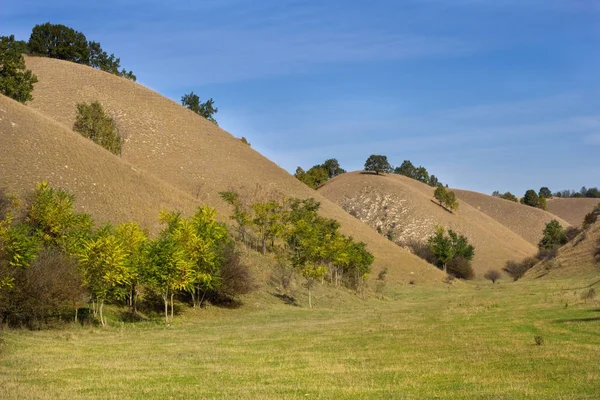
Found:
2,0 -> 599,195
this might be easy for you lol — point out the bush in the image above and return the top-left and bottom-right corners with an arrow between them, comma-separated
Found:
484,269 -> 501,284
583,212 -> 597,227
217,245 -> 255,298
537,246 -> 559,261
0,247 -> 85,328
0,35 -> 38,103
447,256 -> 474,280
73,102 -> 122,155
581,288 -> 596,302
503,256 -> 538,281
538,220 -> 568,250
403,239 -> 437,265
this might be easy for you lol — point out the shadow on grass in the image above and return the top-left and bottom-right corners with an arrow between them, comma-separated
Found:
555,317 -> 600,323
272,293 -> 299,306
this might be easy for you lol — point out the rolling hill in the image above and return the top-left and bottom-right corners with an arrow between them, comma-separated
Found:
0,56 -> 445,284
453,189 -> 570,246
546,198 -> 599,226
318,172 -> 538,275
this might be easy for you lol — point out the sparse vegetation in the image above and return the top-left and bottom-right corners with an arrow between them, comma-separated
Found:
73,101 -> 122,156
0,35 -> 38,103
181,91 -> 218,124
492,191 -> 518,202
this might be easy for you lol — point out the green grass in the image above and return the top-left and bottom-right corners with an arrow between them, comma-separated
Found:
1,278 -> 599,399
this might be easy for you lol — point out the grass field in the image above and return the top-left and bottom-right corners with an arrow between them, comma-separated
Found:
2,276 -> 599,399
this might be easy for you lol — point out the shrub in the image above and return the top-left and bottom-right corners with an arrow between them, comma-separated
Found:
538,220 -> 568,250
447,256 -> 474,280
0,35 -> 38,103
484,269 -> 501,284
0,247 -> 85,328
503,257 -> 538,281
537,246 -> 559,261
73,102 -> 122,155
217,245 -> 255,298
403,239 -> 437,265
583,212 -> 597,227
534,335 -> 544,346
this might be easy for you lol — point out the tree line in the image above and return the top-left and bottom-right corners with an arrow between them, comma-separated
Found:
493,186 -> 600,211
0,183 -> 250,327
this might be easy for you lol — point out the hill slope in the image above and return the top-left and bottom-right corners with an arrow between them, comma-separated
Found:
546,198 -> 599,226
527,221 -> 600,280
318,172 -> 538,275
453,189 -> 570,246
0,94 -> 199,234
15,56 -> 443,284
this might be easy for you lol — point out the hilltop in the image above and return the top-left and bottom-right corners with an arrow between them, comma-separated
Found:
0,56 -> 445,284
318,171 -> 538,275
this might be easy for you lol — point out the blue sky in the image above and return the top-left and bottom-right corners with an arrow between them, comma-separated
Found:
2,0 -> 599,195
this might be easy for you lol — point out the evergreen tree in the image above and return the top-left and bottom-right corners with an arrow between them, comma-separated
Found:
0,35 -> 38,103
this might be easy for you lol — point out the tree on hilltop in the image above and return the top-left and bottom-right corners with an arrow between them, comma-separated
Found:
181,91 -> 218,125
0,35 -> 38,103
28,22 -> 90,64
364,155 -> 392,175
538,187 -> 552,199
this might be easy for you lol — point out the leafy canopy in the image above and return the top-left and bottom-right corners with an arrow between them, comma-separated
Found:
73,101 -> 122,156
364,155 -> 392,175
0,35 -> 38,103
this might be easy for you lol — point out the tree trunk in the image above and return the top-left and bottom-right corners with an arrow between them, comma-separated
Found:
262,237 -> 266,255
199,290 -> 207,307
99,299 -> 105,327
163,292 -> 169,325
74,307 -> 78,324
443,263 -> 447,273
170,292 -> 174,321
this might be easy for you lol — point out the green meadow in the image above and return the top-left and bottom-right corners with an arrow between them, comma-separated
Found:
1,277 -> 599,399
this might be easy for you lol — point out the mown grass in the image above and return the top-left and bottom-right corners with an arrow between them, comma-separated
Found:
0,277 -> 599,399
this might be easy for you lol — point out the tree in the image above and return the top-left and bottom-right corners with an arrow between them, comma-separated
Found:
28,23 -> 90,64
427,227 -> 455,273
294,166 -> 328,189
434,186 -> 459,212
114,222 -> 147,315
88,41 -> 136,81
364,155 -> 392,175
585,187 -> 600,198
0,35 -> 38,103
394,160 -> 416,178
79,227 -> 130,326
73,101 -> 122,156
492,191 -> 501,197
500,192 -> 518,202
538,187 -> 552,199
521,189 -> 545,209
427,227 -> 474,278
538,219 -> 568,250
321,159 -> 346,179
484,269 -> 501,284
181,91 -> 218,124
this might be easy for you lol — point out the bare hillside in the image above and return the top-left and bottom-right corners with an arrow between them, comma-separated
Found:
454,189 -> 570,246
546,198 -> 599,226
0,95 -> 198,234
318,172 -> 538,275
18,56 -> 443,284
527,222 -> 600,280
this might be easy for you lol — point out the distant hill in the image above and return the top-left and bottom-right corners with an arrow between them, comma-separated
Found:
453,189 -> 570,246
318,172 -> 537,275
0,56 -> 446,285
546,198 -> 599,226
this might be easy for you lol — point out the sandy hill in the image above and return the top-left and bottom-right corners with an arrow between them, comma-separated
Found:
546,198 -> 599,226
0,94 -> 199,234
5,56 -> 444,285
527,221 -> 600,280
318,172 -> 538,275
453,189 -> 570,246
